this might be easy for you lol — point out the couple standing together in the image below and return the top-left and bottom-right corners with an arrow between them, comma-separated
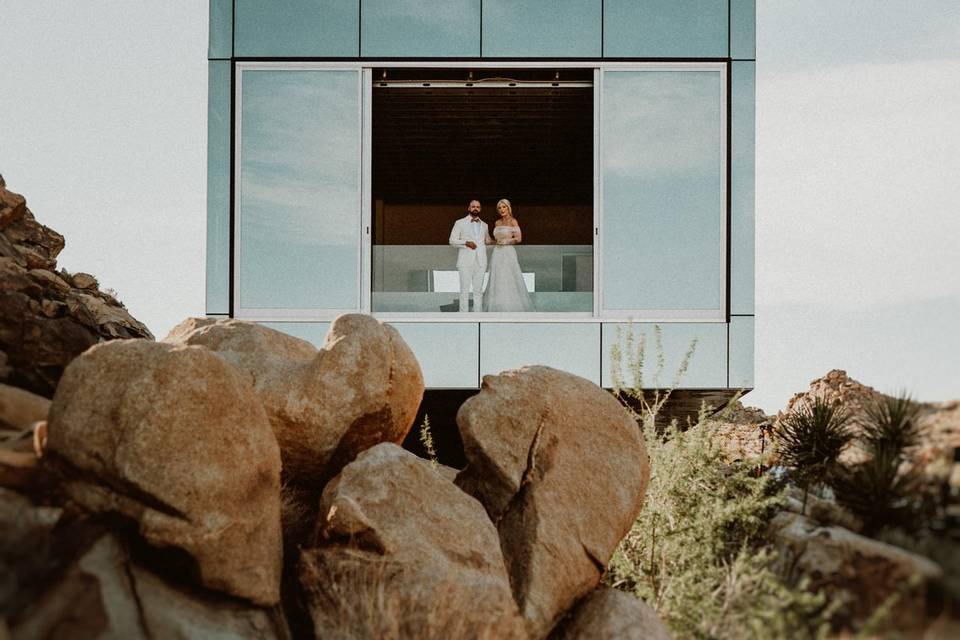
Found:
449,198 -> 534,313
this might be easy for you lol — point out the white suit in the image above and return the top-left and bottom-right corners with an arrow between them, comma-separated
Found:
449,215 -> 491,312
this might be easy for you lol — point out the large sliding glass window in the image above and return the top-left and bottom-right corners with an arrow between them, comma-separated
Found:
235,67 -> 362,318
601,67 -> 726,319
232,63 -> 726,323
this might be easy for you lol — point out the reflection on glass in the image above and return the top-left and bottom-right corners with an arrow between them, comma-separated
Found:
361,0 -> 480,57
238,70 -> 360,310
602,70 -> 723,313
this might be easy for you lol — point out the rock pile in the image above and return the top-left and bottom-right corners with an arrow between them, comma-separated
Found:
0,175 -> 152,398
0,310 -> 656,638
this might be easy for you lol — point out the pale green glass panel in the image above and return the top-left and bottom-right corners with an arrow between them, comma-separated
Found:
208,0 -> 232,59
235,0 -> 359,57
480,323 -> 600,384
728,316 -> 754,389
603,0 -> 727,58
238,70 -> 360,310
482,0 -> 601,57
601,323 -> 726,389
731,0 -> 757,59
601,70 -> 723,312
206,61 -> 230,314
259,322 -> 332,348
731,62 -> 755,314
390,323 -> 479,388
361,0 -> 480,57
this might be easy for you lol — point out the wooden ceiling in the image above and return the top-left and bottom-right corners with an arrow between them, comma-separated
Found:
372,82 -> 593,203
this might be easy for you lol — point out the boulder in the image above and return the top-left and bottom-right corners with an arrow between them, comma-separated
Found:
10,534 -> 286,639
300,443 -> 525,639
164,314 -> 424,485
455,366 -> 650,638
554,588 -> 671,640
0,487 -> 64,618
46,339 -> 282,605
0,383 -> 50,431
770,512 -> 942,631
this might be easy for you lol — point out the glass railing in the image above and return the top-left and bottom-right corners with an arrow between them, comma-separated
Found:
372,244 -> 593,313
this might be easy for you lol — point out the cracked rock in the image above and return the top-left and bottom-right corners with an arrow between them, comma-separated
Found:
164,314 -> 424,487
46,339 -> 283,605
456,366 -> 650,638
301,443 -> 525,639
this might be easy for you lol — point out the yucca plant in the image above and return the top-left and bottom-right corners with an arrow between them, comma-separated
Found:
775,397 -> 853,513
832,392 -> 926,534
832,444 -> 919,534
862,392 -> 923,459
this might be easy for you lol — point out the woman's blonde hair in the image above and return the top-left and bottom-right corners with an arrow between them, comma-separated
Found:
496,198 -> 513,217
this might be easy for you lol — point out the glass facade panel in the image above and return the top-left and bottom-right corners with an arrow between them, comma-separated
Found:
603,0 -> 727,58
730,0 -> 757,59
481,323 -> 600,384
390,322 -> 480,388
206,61 -> 231,314
234,0 -> 358,57
259,322 -> 332,348
601,323 -> 726,389
482,0 -> 601,57
731,62 -> 755,315
361,0 -> 480,57
601,69 -> 724,314
237,69 -> 361,311
208,0 -> 232,59
728,316 -> 755,388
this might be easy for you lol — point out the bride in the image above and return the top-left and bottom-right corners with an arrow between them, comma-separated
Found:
484,199 -> 534,312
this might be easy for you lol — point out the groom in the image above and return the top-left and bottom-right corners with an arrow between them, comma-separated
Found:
448,199 -> 492,312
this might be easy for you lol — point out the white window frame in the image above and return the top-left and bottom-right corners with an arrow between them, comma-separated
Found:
232,61 -> 727,323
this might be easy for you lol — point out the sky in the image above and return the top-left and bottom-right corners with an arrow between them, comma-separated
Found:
1,1 -> 958,413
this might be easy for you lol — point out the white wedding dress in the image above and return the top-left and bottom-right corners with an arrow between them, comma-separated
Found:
483,226 -> 534,312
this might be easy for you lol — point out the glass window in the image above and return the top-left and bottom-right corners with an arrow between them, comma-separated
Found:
236,69 -> 361,314
601,68 -> 725,317
234,0 -> 359,57
370,68 -> 594,315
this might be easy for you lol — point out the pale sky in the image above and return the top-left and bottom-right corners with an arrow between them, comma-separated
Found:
1,1 -> 957,412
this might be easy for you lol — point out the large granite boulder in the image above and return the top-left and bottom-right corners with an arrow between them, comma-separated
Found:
164,314 -> 424,485
455,366 -> 650,638
554,588 -> 671,640
0,175 -> 153,398
46,339 -> 282,605
770,512 -> 942,632
10,534 -> 286,639
300,443 -> 525,639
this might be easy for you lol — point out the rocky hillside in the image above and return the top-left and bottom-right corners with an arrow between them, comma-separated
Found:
0,175 -> 152,399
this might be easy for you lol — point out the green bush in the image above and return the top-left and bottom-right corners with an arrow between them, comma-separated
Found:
606,329 -> 833,639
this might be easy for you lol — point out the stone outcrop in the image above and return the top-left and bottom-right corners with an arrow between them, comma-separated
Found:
10,534 -> 286,640
301,443 -> 525,639
0,175 -> 153,398
455,366 -> 650,639
555,588 -> 672,640
164,314 -> 424,485
46,339 -> 283,605
771,511 -> 942,631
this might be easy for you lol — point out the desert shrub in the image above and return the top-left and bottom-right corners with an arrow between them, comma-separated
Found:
417,416 -> 439,470
775,397 -> 853,512
833,392 -> 927,535
862,392 -> 923,456
606,329 -> 833,639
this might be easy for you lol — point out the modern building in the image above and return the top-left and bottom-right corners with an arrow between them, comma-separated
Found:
206,1 -> 755,413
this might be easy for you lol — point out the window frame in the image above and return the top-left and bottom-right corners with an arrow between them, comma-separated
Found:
232,60 -> 727,323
